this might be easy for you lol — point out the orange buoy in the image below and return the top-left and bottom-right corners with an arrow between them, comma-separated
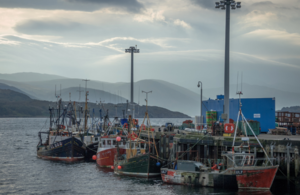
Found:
92,155 -> 97,160
111,166 -> 114,169
116,136 -> 121,142
118,165 -> 122,169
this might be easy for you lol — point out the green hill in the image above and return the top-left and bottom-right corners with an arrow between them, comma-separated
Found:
0,89 -> 190,118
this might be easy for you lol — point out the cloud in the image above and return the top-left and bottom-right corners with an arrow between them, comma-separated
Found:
173,19 -> 191,29
14,20 -> 84,35
0,37 -> 20,45
244,29 -> 300,46
190,0 -> 214,9
0,0 -> 144,13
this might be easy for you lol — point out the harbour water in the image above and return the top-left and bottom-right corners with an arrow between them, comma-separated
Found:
0,118 -> 298,195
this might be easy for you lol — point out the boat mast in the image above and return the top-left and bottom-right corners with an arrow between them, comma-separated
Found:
84,91 -> 88,133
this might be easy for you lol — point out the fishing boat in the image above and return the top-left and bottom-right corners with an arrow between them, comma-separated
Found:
114,141 -> 161,178
84,105 -> 104,160
161,94 -> 278,190
37,100 -> 85,162
95,114 -> 127,167
113,99 -> 162,178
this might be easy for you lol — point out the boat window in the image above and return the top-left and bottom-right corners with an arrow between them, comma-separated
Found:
113,140 -> 116,145
107,140 -> 111,145
95,137 -> 98,141
103,140 -> 106,145
141,143 -> 145,149
194,162 -> 204,167
123,141 -> 126,145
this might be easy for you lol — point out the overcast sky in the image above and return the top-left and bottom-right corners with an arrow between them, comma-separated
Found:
0,0 -> 299,94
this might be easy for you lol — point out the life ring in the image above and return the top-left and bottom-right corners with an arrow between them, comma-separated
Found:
128,132 -> 138,141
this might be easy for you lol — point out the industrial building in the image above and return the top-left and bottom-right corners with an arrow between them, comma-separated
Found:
201,96 -> 275,133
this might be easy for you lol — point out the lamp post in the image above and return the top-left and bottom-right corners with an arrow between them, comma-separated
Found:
215,0 -> 241,123
197,81 -> 202,128
142,91 -> 152,107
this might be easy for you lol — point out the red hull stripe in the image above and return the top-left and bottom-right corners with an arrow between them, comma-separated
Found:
38,155 -> 84,162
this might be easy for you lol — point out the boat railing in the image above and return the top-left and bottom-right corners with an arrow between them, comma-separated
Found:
223,153 -> 276,167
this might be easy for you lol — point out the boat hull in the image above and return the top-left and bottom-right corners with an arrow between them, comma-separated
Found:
114,153 -> 161,178
234,165 -> 279,190
96,147 -> 126,167
37,137 -> 85,162
85,142 -> 99,160
161,165 -> 278,190
161,168 -> 238,189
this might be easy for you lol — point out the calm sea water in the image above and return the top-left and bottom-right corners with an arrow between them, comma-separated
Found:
0,118 -> 298,195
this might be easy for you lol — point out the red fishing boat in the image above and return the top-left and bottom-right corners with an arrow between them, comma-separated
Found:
161,95 -> 278,190
96,135 -> 127,167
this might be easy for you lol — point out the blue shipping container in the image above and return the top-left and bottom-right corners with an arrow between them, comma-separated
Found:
202,97 -> 275,132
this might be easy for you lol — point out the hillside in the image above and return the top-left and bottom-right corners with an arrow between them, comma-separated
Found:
280,106 -> 300,113
1,72 -> 299,116
0,72 -> 66,82
0,83 -> 37,99
0,76 -> 204,116
0,89 -> 190,118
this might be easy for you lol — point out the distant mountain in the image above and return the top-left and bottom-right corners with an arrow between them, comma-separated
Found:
0,89 -> 190,118
44,87 -> 127,103
0,77 -> 204,116
280,106 -> 300,113
0,83 -> 37,99
0,89 -> 31,102
1,72 -> 300,116
0,72 -> 66,82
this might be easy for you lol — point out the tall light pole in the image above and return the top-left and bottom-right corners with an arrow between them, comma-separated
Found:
125,46 -> 140,104
215,0 -> 241,123
197,81 -> 203,127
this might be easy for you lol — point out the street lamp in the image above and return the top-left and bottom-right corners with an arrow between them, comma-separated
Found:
197,81 -> 203,129
142,91 -> 152,106
215,0 -> 241,123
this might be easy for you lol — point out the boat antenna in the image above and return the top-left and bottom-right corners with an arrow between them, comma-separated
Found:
77,84 -> 83,102
236,72 -> 239,94
82,79 -> 90,93
241,72 -> 243,93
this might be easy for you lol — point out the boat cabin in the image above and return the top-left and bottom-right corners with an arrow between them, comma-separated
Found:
48,130 -> 73,145
98,137 -> 127,148
176,160 -> 208,172
84,136 -> 99,146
